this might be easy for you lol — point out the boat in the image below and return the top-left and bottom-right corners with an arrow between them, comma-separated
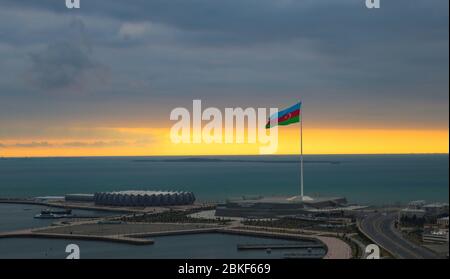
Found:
41,208 -> 72,215
34,208 -> 72,219
34,212 -> 63,219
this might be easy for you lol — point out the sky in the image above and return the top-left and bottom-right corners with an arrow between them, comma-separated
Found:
0,0 -> 448,157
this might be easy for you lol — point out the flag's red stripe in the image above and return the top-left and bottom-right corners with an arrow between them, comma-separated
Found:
278,109 -> 300,122
267,109 -> 300,126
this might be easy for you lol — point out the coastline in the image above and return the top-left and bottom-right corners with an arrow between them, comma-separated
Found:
0,200 -> 350,259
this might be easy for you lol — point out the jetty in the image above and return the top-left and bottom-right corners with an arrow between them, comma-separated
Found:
0,229 -> 154,245
237,243 -> 324,250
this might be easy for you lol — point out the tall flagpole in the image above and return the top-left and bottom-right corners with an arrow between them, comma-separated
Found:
300,101 -> 304,200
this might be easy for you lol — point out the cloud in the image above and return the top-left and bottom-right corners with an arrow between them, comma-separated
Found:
62,141 -> 127,147
13,141 -> 52,148
1,0 -> 447,46
28,42 -> 92,89
0,0 -> 448,131
133,138 -> 154,147
118,22 -> 152,40
2,140 -> 129,148
26,19 -> 105,90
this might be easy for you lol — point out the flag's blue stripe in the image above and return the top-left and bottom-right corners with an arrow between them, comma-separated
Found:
269,102 -> 301,120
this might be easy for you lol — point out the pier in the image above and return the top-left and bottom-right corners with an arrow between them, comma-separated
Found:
237,243 -> 324,250
0,229 -> 154,245
219,226 -> 351,259
0,200 -> 353,258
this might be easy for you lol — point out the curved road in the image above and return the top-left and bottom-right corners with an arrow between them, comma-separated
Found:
360,212 -> 439,259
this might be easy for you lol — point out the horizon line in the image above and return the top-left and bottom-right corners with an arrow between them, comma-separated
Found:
1,152 -> 449,159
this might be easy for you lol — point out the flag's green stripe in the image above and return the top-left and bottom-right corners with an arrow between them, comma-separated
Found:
279,115 -> 300,126
266,115 -> 300,128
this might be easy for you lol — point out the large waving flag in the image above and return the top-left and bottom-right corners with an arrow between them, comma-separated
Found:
266,102 -> 301,128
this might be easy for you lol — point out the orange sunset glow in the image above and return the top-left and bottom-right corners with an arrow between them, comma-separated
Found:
1,126 -> 448,157
0,1 -> 448,159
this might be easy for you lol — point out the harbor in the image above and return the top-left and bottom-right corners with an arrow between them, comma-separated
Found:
0,201 -> 344,259
237,243 -> 324,250
1,176 -> 449,260
0,155 -> 447,259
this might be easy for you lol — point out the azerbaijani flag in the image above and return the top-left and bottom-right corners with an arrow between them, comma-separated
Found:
266,102 -> 301,128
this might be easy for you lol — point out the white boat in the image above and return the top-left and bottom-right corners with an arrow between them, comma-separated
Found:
34,208 -> 72,219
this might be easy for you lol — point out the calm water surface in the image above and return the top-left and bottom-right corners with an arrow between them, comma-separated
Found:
0,155 -> 447,205
0,233 -> 325,259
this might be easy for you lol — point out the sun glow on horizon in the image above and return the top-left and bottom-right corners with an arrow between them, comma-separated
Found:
0,126 -> 448,157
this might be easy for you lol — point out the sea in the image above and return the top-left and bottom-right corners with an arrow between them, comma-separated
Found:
0,154 -> 448,258
0,233 -> 325,259
0,203 -> 325,259
0,154 -> 448,205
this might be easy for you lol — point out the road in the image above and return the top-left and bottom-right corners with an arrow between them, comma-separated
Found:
359,212 -> 439,259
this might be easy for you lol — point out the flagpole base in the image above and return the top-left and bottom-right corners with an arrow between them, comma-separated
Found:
287,195 -> 314,202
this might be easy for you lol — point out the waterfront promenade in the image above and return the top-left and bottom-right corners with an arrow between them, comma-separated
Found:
0,229 -> 154,245
0,222 -> 352,259
222,226 -> 352,259
0,200 -> 352,259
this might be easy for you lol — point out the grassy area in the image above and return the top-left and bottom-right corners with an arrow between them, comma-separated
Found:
401,229 -> 423,246
242,218 -> 357,234
121,208 -> 229,225
37,222 -> 218,236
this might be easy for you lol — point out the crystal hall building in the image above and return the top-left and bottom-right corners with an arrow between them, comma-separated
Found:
94,190 -> 196,206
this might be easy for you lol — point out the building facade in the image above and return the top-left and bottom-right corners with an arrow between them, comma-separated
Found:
94,190 -> 195,207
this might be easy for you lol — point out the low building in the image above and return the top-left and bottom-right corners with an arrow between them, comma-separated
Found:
35,196 -> 65,202
399,208 -> 426,219
423,203 -> 449,217
401,201 -> 449,220
408,200 -> 426,209
94,190 -> 195,207
423,230 -> 449,244
65,194 -> 95,202
437,217 -> 449,229
215,195 -> 351,218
